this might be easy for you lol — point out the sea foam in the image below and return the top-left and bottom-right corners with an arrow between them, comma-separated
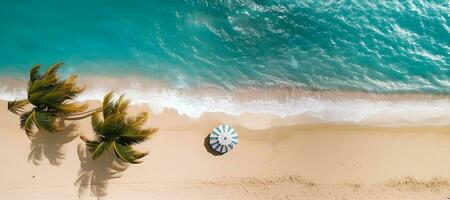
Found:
2,84 -> 450,127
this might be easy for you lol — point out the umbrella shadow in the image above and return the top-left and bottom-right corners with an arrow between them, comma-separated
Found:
27,123 -> 79,166
75,143 -> 129,199
203,134 -> 224,156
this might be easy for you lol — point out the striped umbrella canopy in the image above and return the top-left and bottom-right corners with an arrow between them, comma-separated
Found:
209,124 -> 239,154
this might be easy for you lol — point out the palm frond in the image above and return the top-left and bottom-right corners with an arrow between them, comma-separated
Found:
58,74 -> 86,99
19,109 -> 61,136
115,95 -> 129,114
118,112 -> 157,145
103,92 -> 114,108
32,81 -> 85,109
92,141 -> 112,160
55,102 -> 88,116
91,111 -> 104,133
7,99 -> 29,115
119,127 -> 157,145
113,142 -> 148,164
42,62 -> 63,84
102,92 -> 115,118
34,111 -> 60,132
27,78 -> 48,96
100,113 -> 126,137
29,64 -> 41,82
83,138 -> 100,152
20,109 -> 37,136
126,112 -> 148,128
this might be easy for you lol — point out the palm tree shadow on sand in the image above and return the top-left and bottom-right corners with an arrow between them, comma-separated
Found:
28,122 -> 79,166
75,143 -> 129,199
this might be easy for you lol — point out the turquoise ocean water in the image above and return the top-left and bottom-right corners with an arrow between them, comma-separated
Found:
0,0 -> 449,123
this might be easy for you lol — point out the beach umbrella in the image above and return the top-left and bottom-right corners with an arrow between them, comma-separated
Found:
209,124 -> 239,154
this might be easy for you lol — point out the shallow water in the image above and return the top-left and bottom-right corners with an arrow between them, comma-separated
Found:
0,1 -> 449,124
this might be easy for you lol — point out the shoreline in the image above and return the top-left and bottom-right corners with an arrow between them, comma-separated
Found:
2,76 -> 450,126
3,75 -> 450,98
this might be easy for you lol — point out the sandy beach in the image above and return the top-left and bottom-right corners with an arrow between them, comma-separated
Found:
1,0 -> 448,199
0,100 -> 449,199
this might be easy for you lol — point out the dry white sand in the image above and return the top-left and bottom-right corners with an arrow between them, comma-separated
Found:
0,101 -> 450,199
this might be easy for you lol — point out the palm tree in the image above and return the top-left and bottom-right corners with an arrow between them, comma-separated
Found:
80,92 -> 157,164
7,63 -> 98,136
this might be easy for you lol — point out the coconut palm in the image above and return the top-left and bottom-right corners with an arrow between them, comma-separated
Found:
81,92 -> 157,164
7,63 -> 97,136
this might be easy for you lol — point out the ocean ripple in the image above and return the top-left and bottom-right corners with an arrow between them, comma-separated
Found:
0,0 -> 448,94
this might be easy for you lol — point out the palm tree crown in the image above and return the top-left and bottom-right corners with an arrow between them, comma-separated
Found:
81,92 -> 157,164
8,63 -> 88,136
